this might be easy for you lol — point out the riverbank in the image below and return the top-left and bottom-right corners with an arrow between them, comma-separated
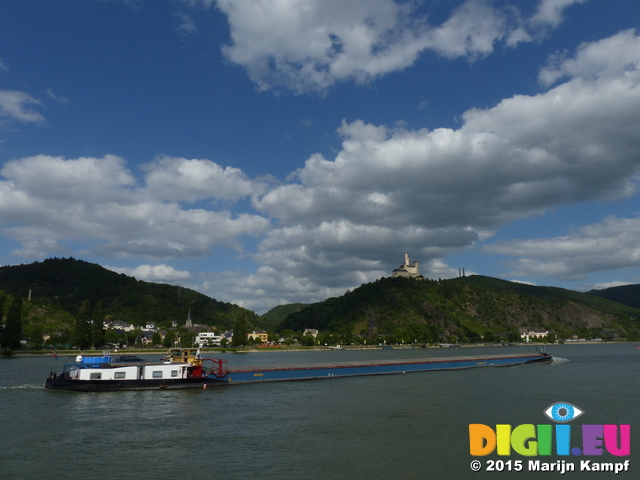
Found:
2,340 -> 627,358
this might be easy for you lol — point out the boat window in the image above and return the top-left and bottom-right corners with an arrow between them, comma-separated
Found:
90,372 -> 102,380
114,372 -> 126,379
152,371 -> 163,378
171,370 -> 178,377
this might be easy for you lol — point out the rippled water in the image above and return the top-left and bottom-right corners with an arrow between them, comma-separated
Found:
1,344 -> 638,479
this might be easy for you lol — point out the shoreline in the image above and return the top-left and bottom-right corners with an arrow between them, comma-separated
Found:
2,340 -> 632,358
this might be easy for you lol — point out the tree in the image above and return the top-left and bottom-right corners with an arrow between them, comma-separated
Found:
91,300 -> 106,349
180,330 -> 196,347
27,323 -> 44,350
72,299 -> 92,349
105,329 -> 123,347
507,328 -> 521,342
163,330 -> 176,348
0,292 -> 5,323
152,332 -> 161,346
232,311 -> 248,347
279,329 -> 295,340
2,296 -> 22,350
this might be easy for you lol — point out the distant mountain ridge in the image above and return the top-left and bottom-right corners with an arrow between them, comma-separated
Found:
277,275 -> 640,342
2,258 -> 639,344
587,284 -> 640,309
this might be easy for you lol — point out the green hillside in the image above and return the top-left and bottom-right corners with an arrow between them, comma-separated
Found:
587,284 -> 640,309
0,257 -> 259,330
260,303 -> 309,330
278,275 -> 640,343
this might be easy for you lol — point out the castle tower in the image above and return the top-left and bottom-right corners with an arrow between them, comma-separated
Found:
393,253 -> 419,278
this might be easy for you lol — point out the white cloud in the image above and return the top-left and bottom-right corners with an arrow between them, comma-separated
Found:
256,43 -> 640,228
199,268 -> 352,313
0,155 -> 270,260
2,154 -> 136,202
205,0 -> 583,93
509,279 -> 538,286
485,216 -> 640,280
176,11 -> 198,37
539,29 -> 640,86
143,155 -> 265,202
9,237 -> 69,259
44,87 -> 69,106
530,0 -> 587,28
0,90 -> 44,123
105,264 -> 191,283
582,280 -> 636,291
424,0 -> 510,59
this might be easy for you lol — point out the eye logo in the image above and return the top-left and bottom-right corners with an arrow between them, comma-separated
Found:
544,402 -> 584,423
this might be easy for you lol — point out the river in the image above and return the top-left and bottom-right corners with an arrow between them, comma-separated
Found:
1,344 -> 637,479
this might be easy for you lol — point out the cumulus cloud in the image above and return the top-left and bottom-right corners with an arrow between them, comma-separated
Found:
105,264 -> 191,283
205,0 -> 583,93
199,268 -> 352,313
143,155 -> 266,202
485,215 -> 640,281
0,155 -> 270,260
539,28 -> 640,86
0,90 -> 44,124
530,0 -> 587,28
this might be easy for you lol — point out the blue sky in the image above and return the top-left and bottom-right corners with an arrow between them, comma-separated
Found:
1,0 -> 640,314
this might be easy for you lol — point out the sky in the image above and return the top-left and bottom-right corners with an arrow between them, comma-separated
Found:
1,0 -> 640,314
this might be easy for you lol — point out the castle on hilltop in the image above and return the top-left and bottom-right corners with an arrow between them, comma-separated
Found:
392,253 -> 420,278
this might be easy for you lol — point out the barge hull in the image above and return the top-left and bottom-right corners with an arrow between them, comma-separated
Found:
213,352 -> 551,385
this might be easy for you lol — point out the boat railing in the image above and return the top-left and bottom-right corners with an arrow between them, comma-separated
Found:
202,358 -> 229,378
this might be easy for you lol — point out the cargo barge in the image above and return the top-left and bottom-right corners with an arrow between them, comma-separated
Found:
45,349 -> 551,391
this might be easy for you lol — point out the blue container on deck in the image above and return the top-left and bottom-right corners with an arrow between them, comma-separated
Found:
80,355 -> 113,363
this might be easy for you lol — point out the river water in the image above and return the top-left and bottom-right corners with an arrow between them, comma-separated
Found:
1,344 -> 638,479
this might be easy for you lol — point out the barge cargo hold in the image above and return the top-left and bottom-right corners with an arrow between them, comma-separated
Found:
45,350 -> 551,391
220,352 -> 552,384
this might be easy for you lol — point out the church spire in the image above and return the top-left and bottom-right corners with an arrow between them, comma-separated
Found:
185,307 -> 192,328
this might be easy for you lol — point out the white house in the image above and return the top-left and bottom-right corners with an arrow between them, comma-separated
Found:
303,329 -> 318,338
519,328 -> 550,342
197,332 -> 222,346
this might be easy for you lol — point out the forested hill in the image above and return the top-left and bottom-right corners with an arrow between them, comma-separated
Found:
0,257 -> 258,328
260,303 -> 309,330
278,275 -> 640,342
587,284 -> 640,309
